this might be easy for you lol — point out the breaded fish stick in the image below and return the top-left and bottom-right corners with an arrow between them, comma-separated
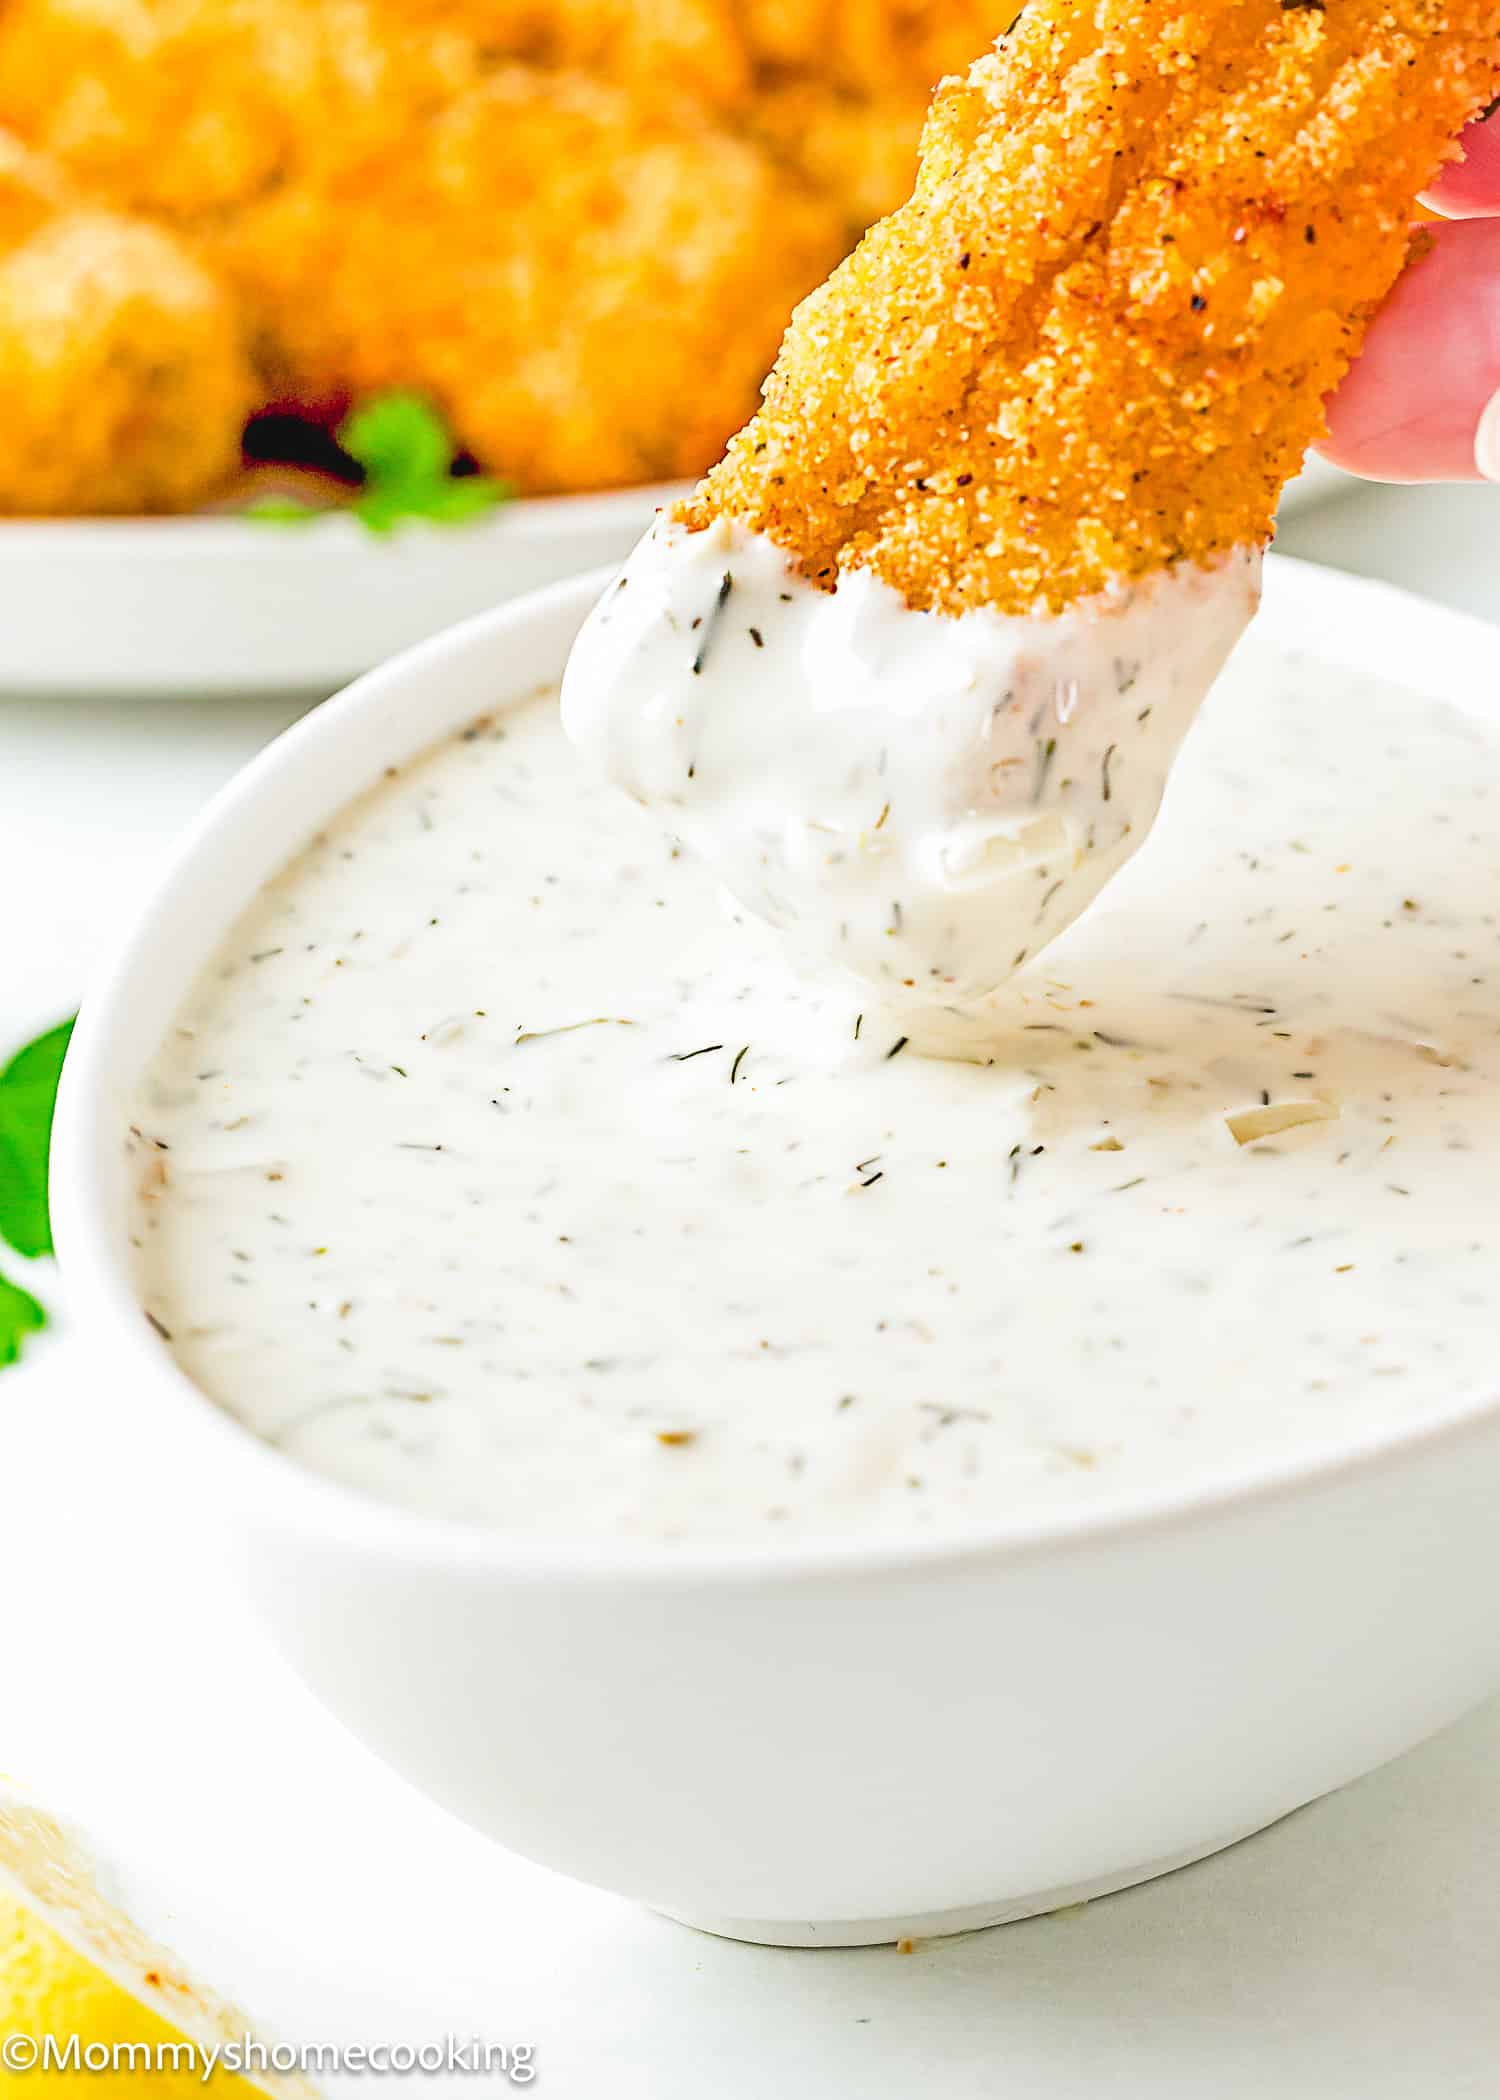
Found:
564,0 -> 1500,1030
685,0 -> 1500,617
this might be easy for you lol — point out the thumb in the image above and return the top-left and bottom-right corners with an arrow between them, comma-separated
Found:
1422,100 -> 1500,219
1317,216 -> 1500,481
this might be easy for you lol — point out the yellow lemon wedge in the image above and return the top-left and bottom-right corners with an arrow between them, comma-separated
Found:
0,1794 -> 316,2096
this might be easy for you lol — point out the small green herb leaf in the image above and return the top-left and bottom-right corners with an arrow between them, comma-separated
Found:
343,392 -> 512,533
412,475 -> 512,524
340,392 -> 453,487
0,1017 -> 75,1261
245,393 -> 513,534
243,496 -> 323,525
0,1270 -> 45,1367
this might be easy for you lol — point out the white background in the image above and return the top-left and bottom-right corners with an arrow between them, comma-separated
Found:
4,482 -> 1500,2098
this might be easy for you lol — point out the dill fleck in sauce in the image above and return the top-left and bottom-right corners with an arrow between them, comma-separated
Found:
130,649 -> 1500,1544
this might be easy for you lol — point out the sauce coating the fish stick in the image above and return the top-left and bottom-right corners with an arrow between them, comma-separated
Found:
567,0 -> 1500,1028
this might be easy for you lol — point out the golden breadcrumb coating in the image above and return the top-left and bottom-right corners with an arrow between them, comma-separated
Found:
208,66 -> 852,491
387,0 -> 1003,238
745,87 -> 940,239
0,134 -> 253,514
0,1 -> 437,222
372,0 -> 997,114
368,0 -> 751,109
0,132 -> 68,240
0,0 -> 1024,501
739,0 -> 998,96
0,0 -> 956,495
683,0 -> 1500,616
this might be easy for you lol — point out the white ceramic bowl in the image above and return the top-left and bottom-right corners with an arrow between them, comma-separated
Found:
51,561 -> 1500,1948
0,484 -> 682,699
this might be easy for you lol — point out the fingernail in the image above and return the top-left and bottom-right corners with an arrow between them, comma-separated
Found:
1476,386 -> 1500,481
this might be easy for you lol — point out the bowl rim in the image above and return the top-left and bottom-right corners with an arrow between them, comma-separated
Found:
0,482 -> 689,556
50,553 -> 1500,1586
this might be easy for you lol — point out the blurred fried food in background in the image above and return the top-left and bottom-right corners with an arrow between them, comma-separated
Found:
0,131 -> 252,513
0,0 -> 997,512
211,66 -> 850,493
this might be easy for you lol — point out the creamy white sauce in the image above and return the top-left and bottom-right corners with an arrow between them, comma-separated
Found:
562,518 -> 1260,1026
130,650 -> 1500,1545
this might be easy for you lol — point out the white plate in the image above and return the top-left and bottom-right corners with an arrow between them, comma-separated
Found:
0,485 -> 684,700
0,458 -> 1348,703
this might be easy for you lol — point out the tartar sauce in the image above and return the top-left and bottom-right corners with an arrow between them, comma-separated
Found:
562,518 -> 1260,1025
129,644 -> 1500,1545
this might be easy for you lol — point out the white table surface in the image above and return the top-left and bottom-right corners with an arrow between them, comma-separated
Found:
4,481 -> 1500,2098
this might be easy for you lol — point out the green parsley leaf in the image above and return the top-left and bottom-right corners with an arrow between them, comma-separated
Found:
416,476 -> 513,523
348,485 -> 423,536
341,391 -> 453,488
343,392 -> 513,534
353,472 -> 512,535
243,496 -> 323,525
0,1017 -> 75,1260
244,391 -> 513,534
0,1269 -> 45,1368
